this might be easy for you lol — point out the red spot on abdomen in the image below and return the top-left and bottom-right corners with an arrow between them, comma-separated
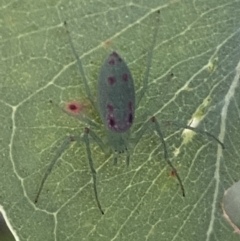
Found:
109,51 -> 122,64
109,58 -> 115,65
108,76 -> 116,85
106,101 -> 134,133
107,104 -> 114,112
122,73 -> 128,81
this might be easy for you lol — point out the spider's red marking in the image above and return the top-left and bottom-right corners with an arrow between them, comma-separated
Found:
109,118 -> 116,127
65,101 -> 83,115
110,51 -> 122,62
122,73 -> 128,82
108,76 -> 116,85
170,170 -> 176,177
107,104 -> 114,112
108,58 -> 115,65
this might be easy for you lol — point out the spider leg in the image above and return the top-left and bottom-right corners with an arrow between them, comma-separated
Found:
133,116 -> 185,197
169,121 -> 225,149
34,136 -> 76,204
136,10 -> 160,108
64,21 -> 96,110
112,151 -> 130,166
35,128 -> 105,215
50,100 -> 101,129
126,150 -> 130,166
84,128 -> 104,214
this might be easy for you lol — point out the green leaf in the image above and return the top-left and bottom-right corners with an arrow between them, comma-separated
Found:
1,1 -> 240,240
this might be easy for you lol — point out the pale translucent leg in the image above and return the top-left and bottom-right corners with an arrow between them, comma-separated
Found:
133,116 -> 185,197
35,127 -> 105,214
169,120 -> 224,149
136,10 -> 160,108
64,21 -> 96,109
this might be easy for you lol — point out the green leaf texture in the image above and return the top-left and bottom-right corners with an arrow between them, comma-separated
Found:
0,1 -> 240,240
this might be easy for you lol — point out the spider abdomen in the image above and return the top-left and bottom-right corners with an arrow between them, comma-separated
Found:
97,51 -> 135,133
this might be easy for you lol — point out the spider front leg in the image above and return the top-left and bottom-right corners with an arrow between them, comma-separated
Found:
34,127 -> 105,215
133,116 -> 185,197
64,21 -> 96,110
83,128 -> 105,214
168,120 -> 225,149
